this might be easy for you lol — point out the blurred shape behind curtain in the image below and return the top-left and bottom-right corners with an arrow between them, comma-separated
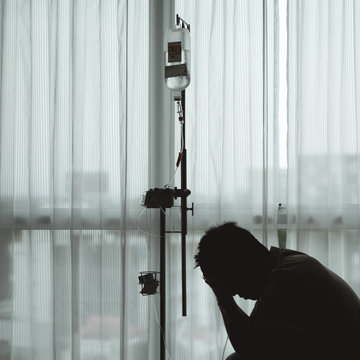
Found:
287,0 -> 360,296
0,1 -> 152,360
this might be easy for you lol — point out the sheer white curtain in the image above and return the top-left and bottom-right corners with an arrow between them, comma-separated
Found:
0,1 -> 153,360
0,1 -> 281,360
167,1 -> 280,359
287,0 -> 360,296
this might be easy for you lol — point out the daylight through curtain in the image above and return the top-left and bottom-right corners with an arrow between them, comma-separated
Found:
0,1 -> 282,360
0,1 -> 153,360
287,0 -> 360,296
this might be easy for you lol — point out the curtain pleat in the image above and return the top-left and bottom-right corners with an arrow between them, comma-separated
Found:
287,0 -> 360,296
0,1 -> 151,360
0,0 -> 333,360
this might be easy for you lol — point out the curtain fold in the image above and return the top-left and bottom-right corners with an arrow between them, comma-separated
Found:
0,1 -> 152,360
287,0 -> 360,296
0,0 -> 338,360
0,0 -> 148,230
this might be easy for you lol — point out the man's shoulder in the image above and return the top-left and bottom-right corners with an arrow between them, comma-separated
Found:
267,247 -> 360,327
264,247 -> 332,301
270,247 -> 321,276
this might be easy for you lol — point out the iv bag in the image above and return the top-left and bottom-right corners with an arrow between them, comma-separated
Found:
164,27 -> 190,91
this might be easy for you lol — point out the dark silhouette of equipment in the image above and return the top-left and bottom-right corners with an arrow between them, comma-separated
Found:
139,272 -> 160,296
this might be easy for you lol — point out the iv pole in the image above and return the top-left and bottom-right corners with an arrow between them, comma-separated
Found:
160,88 -> 192,360
177,17 -> 191,319
139,14 -> 192,360
160,15 -> 192,360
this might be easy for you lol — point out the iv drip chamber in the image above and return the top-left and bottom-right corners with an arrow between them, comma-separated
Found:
164,27 -> 190,91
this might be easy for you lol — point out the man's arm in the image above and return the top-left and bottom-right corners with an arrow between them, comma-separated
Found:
207,282 -> 255,357
209,284 -> 305,359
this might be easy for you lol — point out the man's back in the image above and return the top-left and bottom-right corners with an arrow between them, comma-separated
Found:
250,247 -> 360,358
195,223 -> 360,359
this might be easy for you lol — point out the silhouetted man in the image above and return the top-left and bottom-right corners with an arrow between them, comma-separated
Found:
195,222 -> 360,359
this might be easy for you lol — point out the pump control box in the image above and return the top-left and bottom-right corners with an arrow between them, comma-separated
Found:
142,188 -> 174,209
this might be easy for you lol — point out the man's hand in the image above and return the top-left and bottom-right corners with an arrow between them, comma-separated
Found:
203,276 -> 236,305
202,273 -> 252,358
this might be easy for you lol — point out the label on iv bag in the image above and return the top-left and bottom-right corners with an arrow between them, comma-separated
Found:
168,41 -> 182,62
165,64 -> 187,79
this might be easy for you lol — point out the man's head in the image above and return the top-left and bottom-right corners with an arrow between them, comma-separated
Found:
194,222 -> 272,300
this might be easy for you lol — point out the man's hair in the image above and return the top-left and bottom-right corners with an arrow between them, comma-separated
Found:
194,222 -> 268,276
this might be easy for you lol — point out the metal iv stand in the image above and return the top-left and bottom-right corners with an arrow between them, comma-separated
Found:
159,15 -> 192,360
139,14 -> 192,360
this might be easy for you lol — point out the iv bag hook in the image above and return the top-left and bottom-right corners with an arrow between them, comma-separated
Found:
176,14 -> 191,32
